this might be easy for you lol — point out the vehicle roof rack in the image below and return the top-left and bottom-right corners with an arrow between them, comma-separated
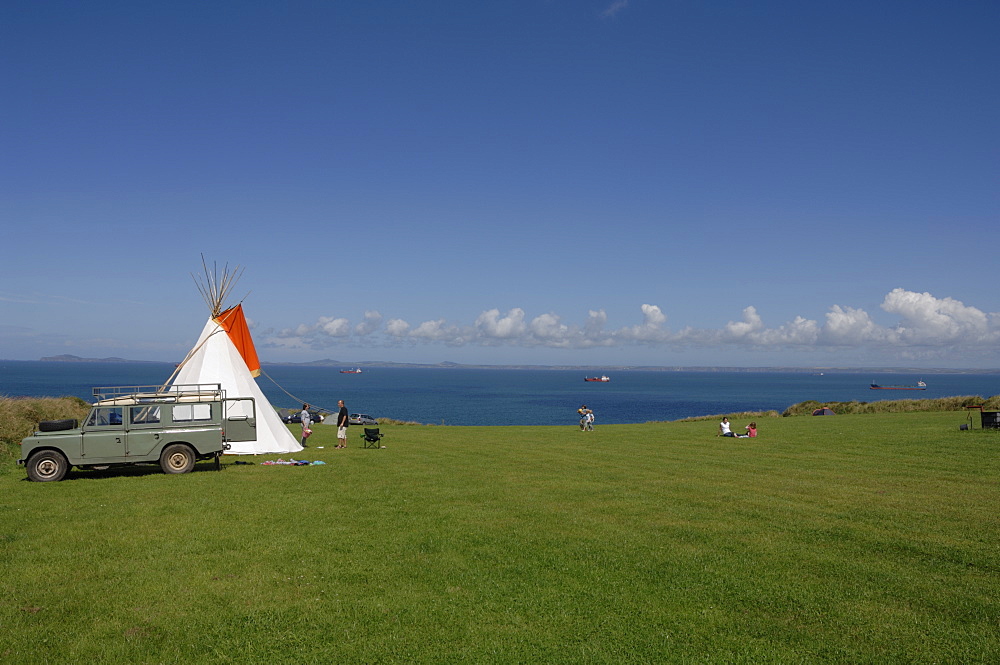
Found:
92,383 -> 224,402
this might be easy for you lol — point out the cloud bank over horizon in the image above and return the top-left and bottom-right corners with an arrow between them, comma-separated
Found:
262,289 -> 1000,361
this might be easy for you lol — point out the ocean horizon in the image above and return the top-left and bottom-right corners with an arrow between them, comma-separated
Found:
30,354 -> 1000,374
3,360 -> 998,427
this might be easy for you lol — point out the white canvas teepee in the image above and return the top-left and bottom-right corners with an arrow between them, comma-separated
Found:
168,261 -> 302,455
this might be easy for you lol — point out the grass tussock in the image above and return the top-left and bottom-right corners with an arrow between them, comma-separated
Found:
667,410 -> 782,424
374,417 -> 430,426
783,394 -> 1000,416
0,396 -> 91,459
661,394 -> 1000,422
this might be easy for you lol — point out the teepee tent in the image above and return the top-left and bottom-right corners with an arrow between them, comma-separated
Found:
167,261 -> 302,455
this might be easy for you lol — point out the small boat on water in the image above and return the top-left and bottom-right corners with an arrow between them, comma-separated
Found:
584,375 -> 610,383
870,380 -> 926,390
340,368 -> 362,374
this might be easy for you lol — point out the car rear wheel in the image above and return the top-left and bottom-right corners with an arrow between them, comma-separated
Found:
26,450 -> 70,482
160,443 -> 196,474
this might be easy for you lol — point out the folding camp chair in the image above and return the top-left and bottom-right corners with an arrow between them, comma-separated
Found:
361,427 -> 384,449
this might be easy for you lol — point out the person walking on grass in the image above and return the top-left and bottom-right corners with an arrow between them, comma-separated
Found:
585,409 -> 595,431
336,399 -> 349,448
300,404 -> 312,447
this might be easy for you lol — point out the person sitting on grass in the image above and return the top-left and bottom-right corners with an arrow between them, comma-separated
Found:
744,422 -> 757,438
718,417 -> 736,437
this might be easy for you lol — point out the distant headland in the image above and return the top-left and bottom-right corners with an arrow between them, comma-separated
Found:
39,354 -> 164,364
32,355 -> 1000,374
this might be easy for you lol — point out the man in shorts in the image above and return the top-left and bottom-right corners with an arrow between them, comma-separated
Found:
336,399 -> 349,448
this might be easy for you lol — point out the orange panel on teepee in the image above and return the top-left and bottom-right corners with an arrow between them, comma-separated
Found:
214,305 -> 261,377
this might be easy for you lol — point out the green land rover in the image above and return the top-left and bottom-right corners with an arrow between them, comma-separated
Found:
18,384 -> 258,482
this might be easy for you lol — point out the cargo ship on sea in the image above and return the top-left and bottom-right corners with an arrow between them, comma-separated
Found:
869,380 -> 926,390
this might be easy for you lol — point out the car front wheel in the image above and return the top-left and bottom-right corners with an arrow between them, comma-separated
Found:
160,443 -> 196,474
26,450 -> 70,482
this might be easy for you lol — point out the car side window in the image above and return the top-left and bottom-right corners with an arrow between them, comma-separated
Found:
87,407 -> 124,427
130,406 -> 161,425
173,403 -> 212,422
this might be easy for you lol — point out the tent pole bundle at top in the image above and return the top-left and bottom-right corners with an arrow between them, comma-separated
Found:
166,258 -> 303,455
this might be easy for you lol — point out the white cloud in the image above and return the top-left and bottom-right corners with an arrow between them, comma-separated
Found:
757,316 -> 820,346
616,304 -> 669,343
258,289 -> 1000,361
476,308 -> 527,340
777,316 -> 821,345
385,318 -> 410,337
319,317 -> 351,337
822,305 -> 884,345
880,288 -> 993,344
724,306 -> 764,339
355,310 -> 383,336
584,309 -> 608,335
410,319 -> 467,345
602,0 -> 629,19
528,313 -> 573,346
722,307 -> 820,346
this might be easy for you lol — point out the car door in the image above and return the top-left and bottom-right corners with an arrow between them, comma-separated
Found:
223,398 -> 258,442
81,406 -> 127,462
126,404 -> 164,457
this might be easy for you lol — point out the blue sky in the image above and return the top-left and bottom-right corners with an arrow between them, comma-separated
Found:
2,1 -> 998,368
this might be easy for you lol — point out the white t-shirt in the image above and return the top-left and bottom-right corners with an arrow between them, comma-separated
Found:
720,420 -> 731,435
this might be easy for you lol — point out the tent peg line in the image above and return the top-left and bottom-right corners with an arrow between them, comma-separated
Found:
259,368 -> 335,416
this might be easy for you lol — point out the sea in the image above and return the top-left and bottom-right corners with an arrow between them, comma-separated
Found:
2,361 -> 999,426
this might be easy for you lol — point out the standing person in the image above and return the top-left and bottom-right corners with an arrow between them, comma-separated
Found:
336,399 -> 349,448
299,404 -> 311,447
586,409 -> 595,431
577,405 -> 589,431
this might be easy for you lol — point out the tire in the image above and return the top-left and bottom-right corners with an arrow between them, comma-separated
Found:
26,450 -> 69,482
159,443 -> 196,474
38,419 -> 77,432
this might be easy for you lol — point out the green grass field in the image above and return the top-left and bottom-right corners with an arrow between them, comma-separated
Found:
2,412 -> 998,663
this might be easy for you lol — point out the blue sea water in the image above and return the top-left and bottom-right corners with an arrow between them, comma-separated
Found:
2,361 -> 998,426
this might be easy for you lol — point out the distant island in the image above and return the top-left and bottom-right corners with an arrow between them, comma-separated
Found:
39,354 -> 164,364
34,355 -> 1000,374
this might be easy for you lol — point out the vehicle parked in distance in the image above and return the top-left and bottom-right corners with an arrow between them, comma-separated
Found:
17,383 -> 255,482
348,413 -> 378,426
282,410 -> 325,424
